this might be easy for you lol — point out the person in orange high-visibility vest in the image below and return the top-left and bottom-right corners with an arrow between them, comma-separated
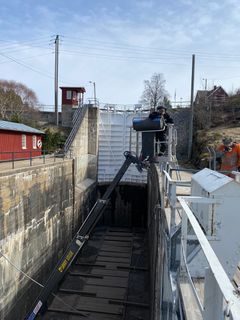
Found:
216,137 -> 240,176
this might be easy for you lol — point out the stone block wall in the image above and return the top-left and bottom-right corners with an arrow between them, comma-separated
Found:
0,162 -> 73,318
0,105 -> 99,319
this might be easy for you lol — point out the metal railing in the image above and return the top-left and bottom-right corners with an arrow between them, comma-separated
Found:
206,146 -> 217,170
0,150 -> 66,169
161,167 -> 240,319
179,196 -> 240,320
162,167 -> 191,229
63,104 -> 88,154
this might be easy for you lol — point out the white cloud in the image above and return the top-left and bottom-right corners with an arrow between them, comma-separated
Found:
196,14 -> 212,27
136,1 -> 154,9
1,0 -> 240,107
208,2 -> 221,10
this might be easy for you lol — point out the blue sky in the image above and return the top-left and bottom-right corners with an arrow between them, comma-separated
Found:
1,0 -> 240,109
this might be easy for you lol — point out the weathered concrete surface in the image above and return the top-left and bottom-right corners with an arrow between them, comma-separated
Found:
147,164 -> 163,319
170,108 -> 191,160
71,107 -> 98,184
147,164 -> 175,320
61,104 -> 73,127
0,106 -> 99,319
0,161 -> 73,318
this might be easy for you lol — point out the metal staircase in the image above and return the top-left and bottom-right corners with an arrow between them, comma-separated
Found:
63,105 -> 88,154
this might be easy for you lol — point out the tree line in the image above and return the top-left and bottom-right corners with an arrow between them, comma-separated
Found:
0,80 -> 39,125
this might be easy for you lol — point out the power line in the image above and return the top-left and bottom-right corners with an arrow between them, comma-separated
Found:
0,52 -> 53,65
2,35 -> 240,62
59,50 -> 189,65
0,51 -> 80,86
0,45 -> 53,56
62,40 -> 190,58
60,45 -> 190,60
0,36 -> 52,47
61,42 -> 240,63
0,51 -> 55,79
63,35 -> 240,59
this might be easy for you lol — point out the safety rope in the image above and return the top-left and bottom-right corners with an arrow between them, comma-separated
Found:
0,250 -> 88,317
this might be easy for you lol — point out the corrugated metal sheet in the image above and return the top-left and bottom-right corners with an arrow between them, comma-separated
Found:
0,120 -> 44,134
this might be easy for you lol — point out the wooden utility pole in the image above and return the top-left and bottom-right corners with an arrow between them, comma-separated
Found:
54,35 -> 59,126
188,54 -> 195,160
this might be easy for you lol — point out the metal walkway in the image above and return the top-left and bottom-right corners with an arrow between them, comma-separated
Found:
43,226 -> 150,320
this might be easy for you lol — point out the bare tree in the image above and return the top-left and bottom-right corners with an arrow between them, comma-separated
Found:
0,80 -> 39,122
140,73 -> 169,109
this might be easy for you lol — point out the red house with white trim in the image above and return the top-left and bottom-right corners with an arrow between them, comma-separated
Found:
0,120 -> 44,160
60,86 -> 86,127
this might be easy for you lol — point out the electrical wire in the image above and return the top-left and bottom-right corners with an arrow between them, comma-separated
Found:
0,51 -> 78,86
0,51 -> 54,79
63,35 -> 240,60
0,52 -> 54,65
0,250 -> 44,288
2,35 -> 240,63
0,45 -> 53,56
0,37 -> 53,48
63,42 -> 240,62
60,47 -> 190,61
60,50 -> 189,65
1,34 -> 240,87
0,249 -> 88,316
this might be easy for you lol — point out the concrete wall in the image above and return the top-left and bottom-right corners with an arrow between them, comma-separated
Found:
61,104 -> 74,127
147,164 -> 171,320
170,108 -> 191,160
72,106 -> 98,185
38,111 -> 62,125
0,106 -> 99,319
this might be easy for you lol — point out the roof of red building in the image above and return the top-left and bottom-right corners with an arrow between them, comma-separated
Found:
0,120 -> 44,134
60,87 -> 86,93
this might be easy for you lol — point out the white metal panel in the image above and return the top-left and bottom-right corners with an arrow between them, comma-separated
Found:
179,196 -> 240,320
189,168 -> 240,278
98,110 -> 148,183
191,168 -> 232,193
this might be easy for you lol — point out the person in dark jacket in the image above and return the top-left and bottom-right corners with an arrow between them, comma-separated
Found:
149,105 -> 174,155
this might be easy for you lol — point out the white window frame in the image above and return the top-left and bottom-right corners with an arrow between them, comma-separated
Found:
66,90 -> 72,100
22,134 -> 26,149
72,91 -> 77,99
32,135 -> 37,149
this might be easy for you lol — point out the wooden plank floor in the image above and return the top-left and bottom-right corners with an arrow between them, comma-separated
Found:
43,226 -> 150,320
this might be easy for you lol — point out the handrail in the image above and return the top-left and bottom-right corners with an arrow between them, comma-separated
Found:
0,150 -> 66,169
162,169 -> 191,229
178,196 -> 240,319
206,146 -> 217,170
63,104 -> 88,154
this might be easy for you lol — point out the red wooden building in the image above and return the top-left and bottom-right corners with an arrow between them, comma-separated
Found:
60,86 -> 86,127
0,120 -> 44,160
60,87 -> 86,107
